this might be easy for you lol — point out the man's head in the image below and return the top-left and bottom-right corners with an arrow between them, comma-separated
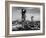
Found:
22,9 -> 26,14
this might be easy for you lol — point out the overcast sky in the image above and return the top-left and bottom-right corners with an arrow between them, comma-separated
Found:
12,7 -> 40,21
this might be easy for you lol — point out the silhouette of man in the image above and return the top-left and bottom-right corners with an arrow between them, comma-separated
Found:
22,9 -> 26,22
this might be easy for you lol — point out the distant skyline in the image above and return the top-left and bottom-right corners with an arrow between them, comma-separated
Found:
12,7 -> 40,21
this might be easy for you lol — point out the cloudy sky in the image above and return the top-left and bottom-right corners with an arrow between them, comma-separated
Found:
12,7 -> 40,21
